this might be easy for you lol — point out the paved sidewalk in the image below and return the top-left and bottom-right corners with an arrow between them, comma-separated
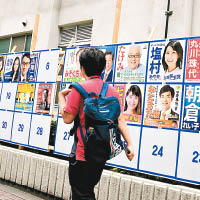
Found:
0,180 -> 58,200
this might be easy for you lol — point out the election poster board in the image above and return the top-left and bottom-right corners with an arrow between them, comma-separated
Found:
0,49 -> 59,151
1,37 -> 200,185
53,36 -> 200,185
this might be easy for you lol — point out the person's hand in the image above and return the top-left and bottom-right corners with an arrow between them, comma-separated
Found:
125,145 -> 134,161
61,88 -> 72,96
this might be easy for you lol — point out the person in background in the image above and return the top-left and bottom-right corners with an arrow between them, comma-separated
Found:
10,56 -> 20,82
59,47 -> 134,200
162,40 -> 183,75
101,51 -> 114,82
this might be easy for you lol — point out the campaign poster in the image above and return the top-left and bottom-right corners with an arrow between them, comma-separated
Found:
115,43 -> 148,82
162,40 -> 186,82
98,45 -> 117,82
185,39 -> 200,81
24,52 -> 40,82
182,84 -> 200,131
143,84 -> 182,129
0,55 -> 6,82
147,41 -> 165,82
3,54 -> 22,82
15,83 -> 35,112
34,83 -> 54,114
114,84 -> 144,124
63,48 -> 85,83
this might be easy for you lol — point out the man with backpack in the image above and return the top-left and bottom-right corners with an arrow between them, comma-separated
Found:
59,47 -> 134,200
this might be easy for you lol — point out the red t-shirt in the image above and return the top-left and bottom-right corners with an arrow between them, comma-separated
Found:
64,76 -> 120,161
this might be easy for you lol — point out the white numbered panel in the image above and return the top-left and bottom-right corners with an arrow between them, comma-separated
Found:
0,83 -> 2,98
177,132 -> 200,182
36,50 -> 59,82
29,114 -> 51,150
139,127 -> 178,176
54,117 -> 74,155
0,111 -> 13,141
11,112 -> 31,145
107,126 -> 141,169
0,83 -> 18,110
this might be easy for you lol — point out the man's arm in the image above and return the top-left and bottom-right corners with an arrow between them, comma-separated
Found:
58,88 -> 76,124
118,113 -> 134,161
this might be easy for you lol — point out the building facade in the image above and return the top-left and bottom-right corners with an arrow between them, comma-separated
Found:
0,0 -> 199,52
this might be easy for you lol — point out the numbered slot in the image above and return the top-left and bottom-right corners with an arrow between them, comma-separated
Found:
139,127 -> 178,176
29,114 -> 51,150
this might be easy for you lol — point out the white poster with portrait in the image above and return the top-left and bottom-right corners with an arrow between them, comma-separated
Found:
0,110 -> 14,141
63,48 -> 85,83
115,43 -> 148,83
54,117 -> 74,156
11,112 -> 31,145
0,83 -> 18,110
36,50 -> 59,83
29,114 -> 51,150
139,127 -> 178,176
106,126 -> 141,169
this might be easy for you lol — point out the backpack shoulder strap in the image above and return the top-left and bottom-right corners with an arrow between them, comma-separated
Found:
70,82 -> 89,99
100,82 -> 108,97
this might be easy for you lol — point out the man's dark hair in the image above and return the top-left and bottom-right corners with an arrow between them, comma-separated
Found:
79,47 -> 106,76
159,85 -> 175,98
22,52 -> 31,61
105,51 -> 114,61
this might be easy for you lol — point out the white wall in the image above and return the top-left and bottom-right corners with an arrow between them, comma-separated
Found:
0,0 -> 199,50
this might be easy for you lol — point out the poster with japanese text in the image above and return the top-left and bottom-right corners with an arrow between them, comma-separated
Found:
98,45 -> 117,82
115,43 -> 148,82
143,84 -> 182,128
26,52 -> 40,82
161,40 -> 186,82
182,84 -> 200,131
3,54 -> 22,82
114,84 -> 144,124
147,41 -> 165,82
185,39 -> 200,81
63,48 -> 85,82
34,83 -> 55,114
15,83 -> 35,112
0,55 -> 6,82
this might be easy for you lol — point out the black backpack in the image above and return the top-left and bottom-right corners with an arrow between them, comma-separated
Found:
69,82 -> 123,163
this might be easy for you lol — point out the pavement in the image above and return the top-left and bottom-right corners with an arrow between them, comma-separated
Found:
0,179 -> 59,200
